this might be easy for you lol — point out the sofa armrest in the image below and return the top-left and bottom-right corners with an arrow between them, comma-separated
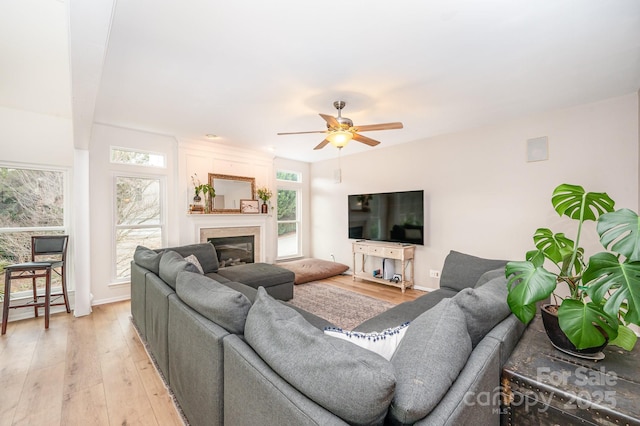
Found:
130,261 -> 148,338
144,274 -> 175,380
484,314 -> 528,367
223,335 -> 349,426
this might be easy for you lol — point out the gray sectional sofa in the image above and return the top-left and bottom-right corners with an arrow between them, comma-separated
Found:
130,244 -> 526,426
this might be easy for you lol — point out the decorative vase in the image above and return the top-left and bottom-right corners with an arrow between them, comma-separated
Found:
204,194 -> 212,214
191,194 -> 203,212
540,304 -> 608,360
261,202 -> 268,214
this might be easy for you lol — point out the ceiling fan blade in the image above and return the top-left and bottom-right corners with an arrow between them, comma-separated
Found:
313,139 -> 330,150
353,133 -> 381,147
277,130 -> 327,135
319,113 -> 340,128
354,122 -> 404,132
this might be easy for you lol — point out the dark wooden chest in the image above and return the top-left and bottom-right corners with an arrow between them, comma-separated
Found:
501,315 -> 640,426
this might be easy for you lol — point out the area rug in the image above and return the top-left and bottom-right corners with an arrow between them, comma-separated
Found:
277,258 -> 349,284
288,283 -> 394,330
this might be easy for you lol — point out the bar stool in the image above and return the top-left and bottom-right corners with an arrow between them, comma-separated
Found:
2,235 -> 70,335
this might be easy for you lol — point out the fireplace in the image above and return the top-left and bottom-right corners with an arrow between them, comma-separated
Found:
199,225 -> 262,265
209,235 -> 255,267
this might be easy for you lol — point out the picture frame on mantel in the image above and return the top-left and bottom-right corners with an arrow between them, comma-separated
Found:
240,199 -> 260,214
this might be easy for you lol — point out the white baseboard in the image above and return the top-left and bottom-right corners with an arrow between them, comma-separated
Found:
91,294 -> 131,306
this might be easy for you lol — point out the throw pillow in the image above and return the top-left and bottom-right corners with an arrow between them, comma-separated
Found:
184,254 -> 204,274
324,322 -> 410,361
176,271 -> 251,334
133,245 -> 162,275
439,250 -> 508,292
245,287 -> 396,425
159,250 -> 200,289
389,298 -> 472,424
453,274 -> 511,346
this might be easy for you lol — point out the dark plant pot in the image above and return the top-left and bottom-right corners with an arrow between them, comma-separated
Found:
540,304 -> 608,360
261,202 -> 268,214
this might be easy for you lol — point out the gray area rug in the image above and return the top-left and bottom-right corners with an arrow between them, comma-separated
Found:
288,283 -> 395,330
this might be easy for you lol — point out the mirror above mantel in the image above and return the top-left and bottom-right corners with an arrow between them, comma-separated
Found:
208,173 -> 256,213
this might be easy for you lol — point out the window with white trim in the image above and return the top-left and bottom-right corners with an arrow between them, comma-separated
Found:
276,170 -> 303,259
110,146 -> 166,168
0,165 -> 68,295
114,175 -> 163,281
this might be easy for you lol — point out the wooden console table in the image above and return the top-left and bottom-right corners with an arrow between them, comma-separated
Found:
501,315 -> 640,425
351,241 -> 415,292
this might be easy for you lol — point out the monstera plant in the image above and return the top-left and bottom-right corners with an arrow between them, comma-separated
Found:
506,183 -> 640,352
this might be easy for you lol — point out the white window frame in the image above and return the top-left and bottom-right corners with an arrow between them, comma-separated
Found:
276,170 -> 303,260
110,146 -> 167,168
0,162 -> 70,296
112,172 -> 166,282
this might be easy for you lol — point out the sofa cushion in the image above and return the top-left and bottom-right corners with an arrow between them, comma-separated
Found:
245,287 -> 396,425
159,250 -> 200,289
474,267 -> 506,288
353,288 -> 456,333
439,250 -> 508,292
134,245 -> 162,275
217,263 -> 294,289
176,271 -> 251,334
324,322 -> 410,360
389,298 -> 472,424
453,274 -> 511,347
163,243 -> 219,273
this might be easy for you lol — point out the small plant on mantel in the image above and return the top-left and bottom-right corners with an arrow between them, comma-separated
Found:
257,186 -> 273,203
506,183 -> 640,352
191,173 -> 215,199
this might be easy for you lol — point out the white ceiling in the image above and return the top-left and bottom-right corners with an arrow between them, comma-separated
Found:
3,0 -> 640,162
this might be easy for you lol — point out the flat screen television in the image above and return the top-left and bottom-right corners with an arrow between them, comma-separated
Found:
348,190 -> 424,245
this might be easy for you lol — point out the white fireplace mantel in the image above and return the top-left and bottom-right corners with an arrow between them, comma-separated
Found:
184,214 -> 273,263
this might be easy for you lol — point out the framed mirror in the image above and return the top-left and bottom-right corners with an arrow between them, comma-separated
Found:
208,173 -> 256,213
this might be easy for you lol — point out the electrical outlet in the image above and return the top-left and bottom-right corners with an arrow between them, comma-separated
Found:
430,270 -> 441,278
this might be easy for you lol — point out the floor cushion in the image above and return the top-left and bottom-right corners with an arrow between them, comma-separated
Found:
277,258 -> 349,284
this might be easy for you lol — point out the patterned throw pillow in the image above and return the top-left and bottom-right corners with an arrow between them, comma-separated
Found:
324,322 -> 410,360
184,254 -> 204,274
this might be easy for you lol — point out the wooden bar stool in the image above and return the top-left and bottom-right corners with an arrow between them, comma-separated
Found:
2,235 -> 70,335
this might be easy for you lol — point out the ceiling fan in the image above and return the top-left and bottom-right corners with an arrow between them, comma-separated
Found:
277,101 -> 403,150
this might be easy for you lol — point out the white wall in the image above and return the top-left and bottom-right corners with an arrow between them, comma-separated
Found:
178,140 -> 276,260
0,106 -> 73,165
310,93 -> 639,290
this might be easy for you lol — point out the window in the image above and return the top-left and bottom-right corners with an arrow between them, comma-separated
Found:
111,146 -> 166,168
114,175 -> 163,280
276,187 -> 301,258
0,165 -> 67,294
276,170 -> 302,182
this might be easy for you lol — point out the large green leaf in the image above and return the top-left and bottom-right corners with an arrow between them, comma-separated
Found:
532,228 -> 583,275
533,228 -> 575,265
558,299 -> 618,349
506,260 -> 556,323
551,184 -> 615,221
583,252 -> 640,325
608,324 -> 638,351
598,208 -> 640,261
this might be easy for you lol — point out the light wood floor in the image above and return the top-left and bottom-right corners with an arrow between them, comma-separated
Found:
0,274 -> 423,426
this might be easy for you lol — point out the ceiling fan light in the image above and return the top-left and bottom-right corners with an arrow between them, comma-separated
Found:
327,130 -> 353,148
